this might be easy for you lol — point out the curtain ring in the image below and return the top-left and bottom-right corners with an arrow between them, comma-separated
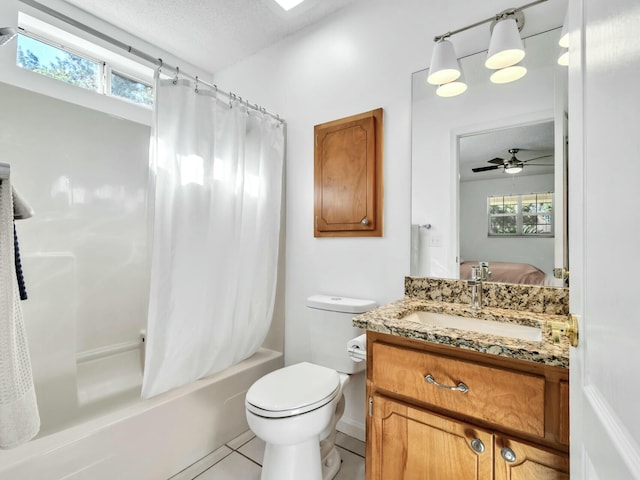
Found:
173,66 -> 179,85
157,58 -> 163,73
194,76 -> 199,93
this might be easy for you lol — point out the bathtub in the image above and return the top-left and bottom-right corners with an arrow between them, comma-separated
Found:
0,346 -> 282,480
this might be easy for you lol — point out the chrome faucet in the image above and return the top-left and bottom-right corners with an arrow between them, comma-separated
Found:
469,265 -> 483,310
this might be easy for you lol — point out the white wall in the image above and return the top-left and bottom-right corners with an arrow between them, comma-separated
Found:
459,173 -> 555,278
213,0 -> 567,440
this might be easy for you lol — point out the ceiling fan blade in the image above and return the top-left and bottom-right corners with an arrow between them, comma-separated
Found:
524,163 -> 553,166
472,165 -> 502,173
487,157 -> 505,165
522,155 -> 552,163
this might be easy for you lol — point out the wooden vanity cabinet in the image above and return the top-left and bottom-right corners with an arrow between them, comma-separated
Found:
365,331 -> 569,480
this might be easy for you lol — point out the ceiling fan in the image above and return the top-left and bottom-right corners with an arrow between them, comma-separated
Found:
472,148 -> 552,174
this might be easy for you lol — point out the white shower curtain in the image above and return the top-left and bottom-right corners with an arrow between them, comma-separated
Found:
142,74 -> 284,398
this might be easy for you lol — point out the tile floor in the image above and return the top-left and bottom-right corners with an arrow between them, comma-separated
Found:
192,430 -> 365,480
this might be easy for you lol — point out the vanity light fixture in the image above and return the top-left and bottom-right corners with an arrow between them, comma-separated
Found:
557,7 -> 569,66
436,76 -> 468,97
490,59 -> 527,84
427,0 -> 549,97
485,12 -> 525,70
557,50 -> 569,66
428,38 -> 461,85
428,37 -> 467,97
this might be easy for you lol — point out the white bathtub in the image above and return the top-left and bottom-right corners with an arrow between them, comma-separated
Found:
0,347 -> 282,480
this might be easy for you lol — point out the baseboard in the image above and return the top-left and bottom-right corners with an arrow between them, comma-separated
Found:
337,418 -> 365,442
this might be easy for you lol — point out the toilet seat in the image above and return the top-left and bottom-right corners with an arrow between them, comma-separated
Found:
246,362 -> 340,419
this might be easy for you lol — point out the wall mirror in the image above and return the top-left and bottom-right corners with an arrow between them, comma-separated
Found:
411,27 -> 568,287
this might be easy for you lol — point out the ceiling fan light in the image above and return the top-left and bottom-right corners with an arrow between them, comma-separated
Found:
505,164 -> 523,174
436,79 -> 468,97
490,63 -> 527,84
485,17 -> 525,70
428,39 -> 461,85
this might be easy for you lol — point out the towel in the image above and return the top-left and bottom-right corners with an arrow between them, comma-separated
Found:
0,179 -> 40,449
13,225 -> 27,301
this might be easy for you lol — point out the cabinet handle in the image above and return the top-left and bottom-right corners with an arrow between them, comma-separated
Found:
361,218 -> 370,226
470,438 -> 485,454
501,447 -> 517,463
424,374 -> 469,394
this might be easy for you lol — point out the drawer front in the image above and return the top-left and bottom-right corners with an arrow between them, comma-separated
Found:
372,342 -> 545,437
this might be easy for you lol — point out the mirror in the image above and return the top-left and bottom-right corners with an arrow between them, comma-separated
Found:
411,27 -> 568,286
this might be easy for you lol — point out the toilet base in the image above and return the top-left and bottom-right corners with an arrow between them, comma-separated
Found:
261,437 -> 322,480
322,446 -> 342,480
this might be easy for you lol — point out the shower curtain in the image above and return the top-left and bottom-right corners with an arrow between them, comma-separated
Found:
142,73 -> 284,398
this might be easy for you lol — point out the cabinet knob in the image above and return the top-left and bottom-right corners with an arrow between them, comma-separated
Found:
470,438 -> 485,454
361,218 -> 370,226
501,447 -> 517,463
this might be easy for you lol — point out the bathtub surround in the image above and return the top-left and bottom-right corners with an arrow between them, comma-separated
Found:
142,72 -> 285,398
0,177 -> 40,449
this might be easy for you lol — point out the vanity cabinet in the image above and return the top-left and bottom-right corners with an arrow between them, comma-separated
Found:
366,331 -> 569,479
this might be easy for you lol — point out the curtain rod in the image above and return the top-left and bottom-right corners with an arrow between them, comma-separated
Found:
433,0 -> 548,42
20,0 -> 285,124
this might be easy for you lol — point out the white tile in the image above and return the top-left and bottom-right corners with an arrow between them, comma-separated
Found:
226,430 -> 256,450
238,436 -> 266,466
195,453 -> 261,480
335,431 -> 366,458
334,447 -> 365,480
170,446 -> 233,480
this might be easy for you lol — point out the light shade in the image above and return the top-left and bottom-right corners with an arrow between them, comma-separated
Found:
505,164 -> 523,174
428,39 -> 461,85
490,62 -> 527,84
485,17 -> 525,70
436,77 -> 468,97
557,50 -> 569,66
559,8 -> 569,48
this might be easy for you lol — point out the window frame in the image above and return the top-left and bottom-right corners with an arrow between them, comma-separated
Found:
487,192 -> 554,238
16,18 -> 153,109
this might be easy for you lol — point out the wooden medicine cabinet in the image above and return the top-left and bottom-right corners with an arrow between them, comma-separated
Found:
314,108 -> 383,237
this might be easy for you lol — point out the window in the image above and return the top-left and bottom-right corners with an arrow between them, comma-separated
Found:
488,192 -> 553,237
17,34 -> 100,90
110,71 -> 153,106
15,14 -> 153,108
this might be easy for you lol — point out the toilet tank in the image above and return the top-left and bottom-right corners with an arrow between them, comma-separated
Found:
306,295 -> 377,374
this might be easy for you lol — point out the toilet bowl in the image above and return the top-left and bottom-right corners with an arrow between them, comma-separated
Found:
245,295 -> 376,480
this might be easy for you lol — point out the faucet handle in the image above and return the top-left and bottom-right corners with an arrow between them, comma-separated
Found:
479,262 -> 490,281
470,265 -> 481,281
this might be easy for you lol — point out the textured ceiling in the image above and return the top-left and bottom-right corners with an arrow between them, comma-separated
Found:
59,0 -> 360,73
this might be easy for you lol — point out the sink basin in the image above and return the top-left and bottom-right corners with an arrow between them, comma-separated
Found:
402,311 -> 542,342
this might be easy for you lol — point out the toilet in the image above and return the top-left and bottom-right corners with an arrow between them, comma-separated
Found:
245,295 -> 376,480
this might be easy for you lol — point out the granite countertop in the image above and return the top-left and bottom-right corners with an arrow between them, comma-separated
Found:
353,296 -> 570,368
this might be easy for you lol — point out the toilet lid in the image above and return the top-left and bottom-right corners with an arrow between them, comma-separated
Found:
246,362 -> 340,418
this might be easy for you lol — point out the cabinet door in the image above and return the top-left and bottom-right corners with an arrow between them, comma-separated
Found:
368,394 -> 493,480
494,435 -> 569,480
314,108 -> 382,237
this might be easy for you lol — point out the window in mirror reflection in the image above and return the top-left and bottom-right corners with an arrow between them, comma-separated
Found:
488,193 -> 553,236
